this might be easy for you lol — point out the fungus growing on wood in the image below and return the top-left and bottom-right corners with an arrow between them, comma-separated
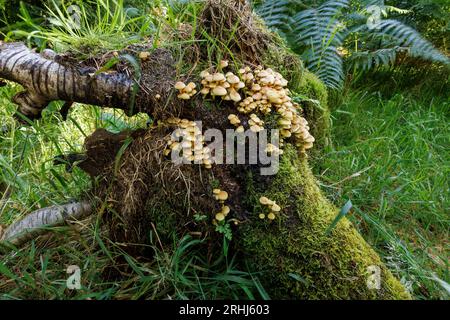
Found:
164,118 -> 212,168
175,81 -> 197,100
258,196 -> 281,221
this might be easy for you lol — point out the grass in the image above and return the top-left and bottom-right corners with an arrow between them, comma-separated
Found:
3,0 -> 156,54
314,89 -> 449,299
0,0 -> 448,300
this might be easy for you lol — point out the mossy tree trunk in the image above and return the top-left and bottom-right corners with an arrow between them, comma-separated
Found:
239,147 -> 410,299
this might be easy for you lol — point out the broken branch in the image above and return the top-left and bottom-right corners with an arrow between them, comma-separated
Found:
0,201 -> 93,247
0,42 -> 134,119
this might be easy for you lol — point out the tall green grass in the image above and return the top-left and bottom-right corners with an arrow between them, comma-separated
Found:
315,90 -> 449,299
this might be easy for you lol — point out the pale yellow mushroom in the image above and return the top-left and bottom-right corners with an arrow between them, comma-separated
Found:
212,73 -> 226,82
271,203 -> 281,212
259,196 -> 270,205
139,51 -> 150,60
212,86 -> 227,96
229,89 -> 241,102
217,190 -> 228,202
175,81 -> 186,90
221,206 -> 230,216
219,60 -> 229,68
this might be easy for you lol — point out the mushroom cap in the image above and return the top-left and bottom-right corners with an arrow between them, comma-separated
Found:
271,203 -> 281,212
175,81 -> 186,90
267,213 -> 276,220
226,74 -> 240,84
278,119 -> 292,126
186,82 -> 196,89
178,93 -> 191,100
212,73 -> 226,82
213,189 -> 221,194
221,206 -> 230,215
200,88 -> 210,95
259,196 -> 270,205
280,129 -> 292,138
229,89 -> 241,102
217,190 -> 228,201
212,86 -> 227,96
220,60 -> 229,68
139,51 -> 150,59
215,213 -> 225,222
259,213 -> 265,219
250,125 -> 262,133
200,70 -> 210,78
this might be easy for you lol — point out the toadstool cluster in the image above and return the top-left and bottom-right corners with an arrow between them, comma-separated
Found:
212,189 -> 230,222
236,65 -> 315,154
259,196 -> 281,220
164,117 -> 212,169
200,62 -> 246,102
227,114 -> 245,133
248,113 -> 264,133
175,81 -> 197,100
265,143 -> 283,156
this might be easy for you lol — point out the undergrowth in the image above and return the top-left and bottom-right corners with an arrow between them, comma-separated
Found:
314,89 -> 449,299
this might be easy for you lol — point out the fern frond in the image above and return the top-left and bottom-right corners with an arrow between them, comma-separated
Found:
254,0 -> 293,32
292,0 -> 349,89
348,47 -> 408,71
372,19 -> 450,65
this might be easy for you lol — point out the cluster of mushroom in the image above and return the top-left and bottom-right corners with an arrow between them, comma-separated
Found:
265,143 -> 283,156
236,66 -> 288,115
290,116 -> 315,153
227,114 -> 245,133
258,196 -> 281,220
237,65 -> 314,154
175,81 -> 197,100
163,118 -> 212,169
200,61 -> 246,102
248,113 -> 264,133
213,189 -> 230,222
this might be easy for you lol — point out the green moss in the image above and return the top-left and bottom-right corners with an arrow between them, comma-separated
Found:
294,71 -> 331,150
239,146 -> 411,299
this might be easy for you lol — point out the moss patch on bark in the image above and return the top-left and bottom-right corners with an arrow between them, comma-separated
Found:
239,146 -> 410,299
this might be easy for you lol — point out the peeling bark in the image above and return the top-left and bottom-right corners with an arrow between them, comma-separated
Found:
0,42 -> 134,119
0,201 -> 93,247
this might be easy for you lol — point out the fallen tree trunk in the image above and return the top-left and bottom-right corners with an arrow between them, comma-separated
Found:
0,201 -> 93,247
0,42 -> 134,119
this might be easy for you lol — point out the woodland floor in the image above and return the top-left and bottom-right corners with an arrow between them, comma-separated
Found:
0,81 -> 448,299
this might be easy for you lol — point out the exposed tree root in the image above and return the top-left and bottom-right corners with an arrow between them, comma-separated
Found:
0,201 -> 93,247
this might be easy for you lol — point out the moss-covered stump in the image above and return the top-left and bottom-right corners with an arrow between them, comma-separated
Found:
240,147 -> 410,299
80,124 -> 410,299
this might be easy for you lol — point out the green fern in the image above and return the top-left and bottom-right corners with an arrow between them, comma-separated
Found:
292,0 -> 348,89
370,19 -> 449,65
255,0 -> 449,89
